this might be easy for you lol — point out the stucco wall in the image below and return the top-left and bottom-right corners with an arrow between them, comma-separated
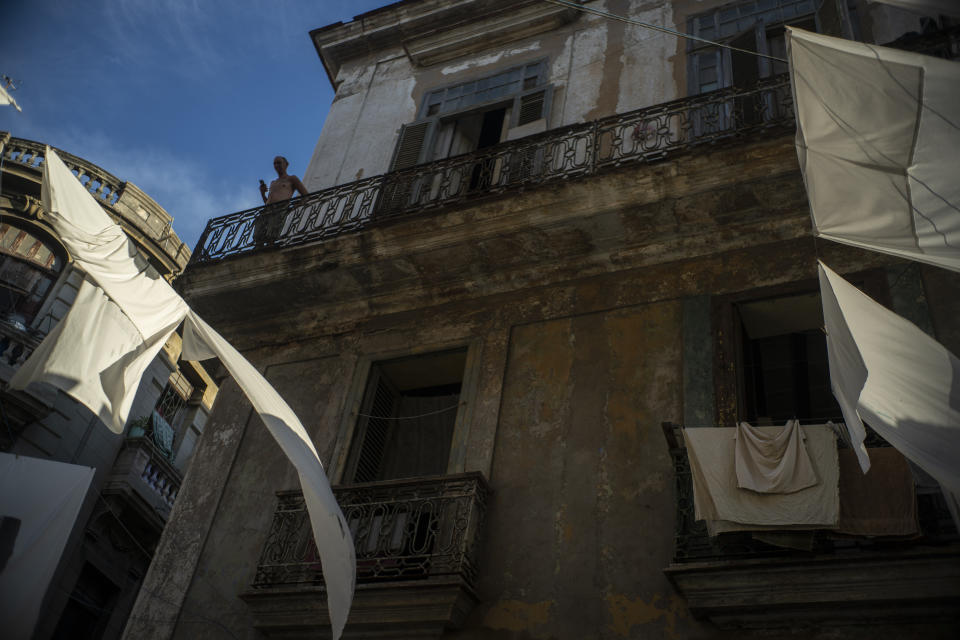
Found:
304,1 -> 683,192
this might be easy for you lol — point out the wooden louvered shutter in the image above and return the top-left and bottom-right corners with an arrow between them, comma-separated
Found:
389,120 -> 433,171
346,368 -> 400,483
512,84 -> 554,128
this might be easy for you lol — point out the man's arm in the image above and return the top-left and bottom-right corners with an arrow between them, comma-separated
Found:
291,175 -> 309,198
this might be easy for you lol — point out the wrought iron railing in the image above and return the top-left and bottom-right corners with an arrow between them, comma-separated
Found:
103,435 -> 182,522
252,472 -> 491,589
664,423 -> 959,563
192,74 -> 796,263
0,317 -> 42,369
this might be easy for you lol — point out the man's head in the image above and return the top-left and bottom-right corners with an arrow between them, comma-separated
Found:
273,156 -> 289,175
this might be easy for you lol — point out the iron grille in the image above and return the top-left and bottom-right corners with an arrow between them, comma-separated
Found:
252,472 -> 490,589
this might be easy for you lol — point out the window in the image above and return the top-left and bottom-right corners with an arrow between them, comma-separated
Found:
687,0 -> 821,95
736,292 -> 840,424
389,60 -> 553,172
147,371 -> 194,458
52,563 -> 120,640
344,349 -> 466,483
0,222 -> 64,328
686,0 -> 860,95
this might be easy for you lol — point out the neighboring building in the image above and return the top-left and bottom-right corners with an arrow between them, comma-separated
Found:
133,2 -> 960,639
0,133 -> 218,639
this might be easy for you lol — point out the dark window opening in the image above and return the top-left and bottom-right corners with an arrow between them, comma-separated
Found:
345,349 -> 466,484
737,292 -> 841,425
0,223 -> 64,328
52,563 -> 120,640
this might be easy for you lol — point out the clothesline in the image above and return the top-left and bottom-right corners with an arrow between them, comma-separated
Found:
356,402 -> 462,421
676,419 -> 844,430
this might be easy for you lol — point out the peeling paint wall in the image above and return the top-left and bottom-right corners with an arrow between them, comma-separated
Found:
150,3 -> 960,639
469,302 -> 693,640
165,124 -> 960,638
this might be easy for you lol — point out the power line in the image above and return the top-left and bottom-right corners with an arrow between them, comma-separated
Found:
542,0 -> 788,63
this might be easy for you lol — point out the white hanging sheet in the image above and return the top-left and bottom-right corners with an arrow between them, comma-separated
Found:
0,453 -> 94,640
787,27 -> 960,273
37,148 -> 189,340
866,0 -> 960,17
181,311 -> 355,638
10,277 -> 176,433
13,149 -> 355,638
735,419 -> 818,494
0,85 -> 21,112
819,261 -> 960,494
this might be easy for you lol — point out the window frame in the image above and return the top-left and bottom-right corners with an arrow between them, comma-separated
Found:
389,59 -> 554,171
684,0 -> 822,96
711,270 -> 889,427
0,219 -> 68,330
329,339 -> 484,485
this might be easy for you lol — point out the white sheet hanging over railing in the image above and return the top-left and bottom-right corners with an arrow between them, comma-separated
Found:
787,27 -> 960,273
818,261 -> 960,494
12,149 -> 355,639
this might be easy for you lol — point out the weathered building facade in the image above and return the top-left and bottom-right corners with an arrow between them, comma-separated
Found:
132,2 -> 960,639
0,134 -> 218,639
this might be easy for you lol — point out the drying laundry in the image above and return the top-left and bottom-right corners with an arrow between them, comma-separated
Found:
736,419 -> 818,494
685,424 -> 839,535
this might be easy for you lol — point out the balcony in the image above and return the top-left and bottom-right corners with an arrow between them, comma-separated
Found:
660,423 -> 960,629
0,316 -> 42,376
241,472 -> 491,638
102,434 -> 182,531
192,74 -> 797,263
189,26 -> 959,267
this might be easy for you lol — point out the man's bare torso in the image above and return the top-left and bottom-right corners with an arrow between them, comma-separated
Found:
266,176 -> 296,204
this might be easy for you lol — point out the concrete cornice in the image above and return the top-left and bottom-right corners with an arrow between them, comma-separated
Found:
310,0 -> 580,87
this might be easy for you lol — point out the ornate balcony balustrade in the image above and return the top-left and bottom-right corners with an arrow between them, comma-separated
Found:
192,74 -> 796,263
1,135 -> 124,205
0,133 -> 192,271
102,435 -> 183,530
252,472 -> 490,590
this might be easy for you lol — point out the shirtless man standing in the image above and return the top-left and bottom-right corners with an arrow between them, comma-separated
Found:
254,156 -> 309,245
260,156 -> 308,204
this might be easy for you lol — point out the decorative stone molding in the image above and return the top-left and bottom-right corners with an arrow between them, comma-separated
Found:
241,578 -> 478,639
310,0 -> 579,85
665,548 -> 960,629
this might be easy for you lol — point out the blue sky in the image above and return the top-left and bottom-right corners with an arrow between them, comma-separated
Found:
1,0 -> 391,250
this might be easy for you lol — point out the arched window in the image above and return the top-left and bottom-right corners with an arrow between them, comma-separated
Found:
0,222 -> 65,328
